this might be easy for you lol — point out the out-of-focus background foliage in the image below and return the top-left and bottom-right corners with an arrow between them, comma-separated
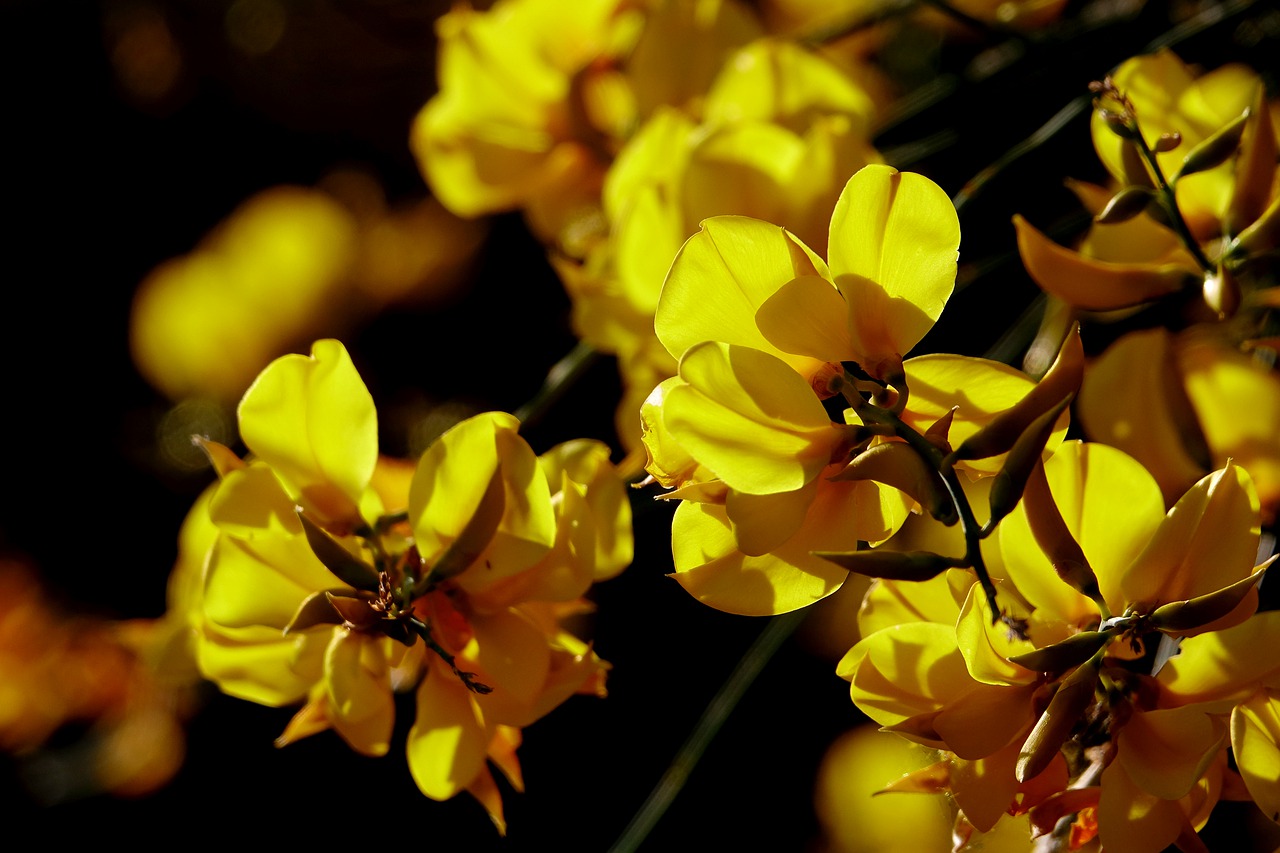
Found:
4,0 -> 1279,848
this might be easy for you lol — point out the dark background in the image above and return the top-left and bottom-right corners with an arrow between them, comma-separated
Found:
3,0 -> 1279,849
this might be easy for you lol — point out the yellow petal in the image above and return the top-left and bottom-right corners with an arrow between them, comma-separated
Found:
640,376 -> 702,489
1159,611 -> 1280,707
195,623 -> 323,707
237,338 -> 377,527
1118,707 -> 1226,801
933,683 -> 1036,761
409,412 -> 556,592
754,274 -> 857,363
664,342 -> 847,494
1231,690 -> 1280,823
955,585 -> 1036,687
207,461 -> 304,541
827,165 -> 959,359
408,666 -> 489,801
702,37 -> 875,135
202,535 -> 335,631
655,215 -> 827,374
1077,329 -> 1206,504
1014,214 -> 1194,311
1177,332 -> 1280,518
1096,759 -> 1185,853
540,438 -> 633,581
998,442 -> 1164,624
725,482 -> 817,556
899,354 -> 1066,477
844,621 -> 975,728
324,630 -> 393,757
949,736 -> 1024,831
467,608 -> 551,726
671,499 -> 847,615
1121,462 -> 1260,612
857,569 -> 973,636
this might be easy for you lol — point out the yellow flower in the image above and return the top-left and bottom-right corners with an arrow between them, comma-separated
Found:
1091,49 -> 1265,240
193,339 -> 630,831
129,182 -> 485,406
556,35 -> 881,451
412,0 -> 761,241
643,165 -> 1075,614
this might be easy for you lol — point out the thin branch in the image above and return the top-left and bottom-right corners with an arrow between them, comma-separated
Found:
606,610 -> 807,853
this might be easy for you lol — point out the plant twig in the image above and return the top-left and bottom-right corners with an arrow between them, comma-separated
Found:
606,610 -> 807,853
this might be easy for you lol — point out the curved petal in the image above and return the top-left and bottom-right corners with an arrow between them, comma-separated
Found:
754,274 -> 856,363
670,476 -> 906,616
1014,215 -> 1193,311
1117,707 -> 1226,801
1121,462 -> 1260,612
467,608 -> 551,726
1231,690 -> 1280,823
410,412 -> 556,590
725,481 -> 817,557
325,630 -> 393,757
664,342 -> 847,494
827,165 -> 959,359
1077,329 -> 1206,504
195,623 -> 323,707
1097,759 -> 1185,853
857,569 -> 974,636
408,666 -> 489,801
998,442 -> 1164,624
202,535 -> 336,630
1158,611 -> 1280,706
540,439 -> 633,581
237,339 -> 377,526
207,461 -> 304,541
655,215 -> 827,375
845,621 -> 976,728
899,354 -> 1067,477
1178,331 -> 1280,517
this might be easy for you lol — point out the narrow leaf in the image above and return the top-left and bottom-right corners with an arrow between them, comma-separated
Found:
425,467 -> 506,584
298,510 -> 380,591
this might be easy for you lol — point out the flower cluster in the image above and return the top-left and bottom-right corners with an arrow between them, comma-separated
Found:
1015,49 -> 1280,518
177,339 -> 631,831
638,154 -> 1280,848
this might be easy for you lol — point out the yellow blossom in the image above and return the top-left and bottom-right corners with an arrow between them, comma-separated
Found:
192,339 -> 630,829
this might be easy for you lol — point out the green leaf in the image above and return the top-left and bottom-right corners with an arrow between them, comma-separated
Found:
297,510 -> 381,591
812,548 -> 963,581
283,590 -> 344,635
423,467 -> 506,585
1175,110 -> 1249,180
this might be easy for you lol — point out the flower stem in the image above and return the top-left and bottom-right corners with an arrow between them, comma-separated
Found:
1130,123 -> 1215,273
843,379 -> 1003,622
514,340 -> 601,429
606,610 -> 806,853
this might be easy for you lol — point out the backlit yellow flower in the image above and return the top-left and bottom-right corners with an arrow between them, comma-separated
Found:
192,339 -> 630,830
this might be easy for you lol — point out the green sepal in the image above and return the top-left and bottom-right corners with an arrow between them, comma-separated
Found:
1149,561 -> 1271,633
1017,657 -> 1099,783
986,394 -> 1074,531
421,467 -> 506,587
812,548 -> 964,581
1095,186 -> 1156,224
1174,110 -> 1249,180
297,510 -> 380,591
324,591 -> 382,630
283,589 -> 345,635
1008,629 -> 1112,675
